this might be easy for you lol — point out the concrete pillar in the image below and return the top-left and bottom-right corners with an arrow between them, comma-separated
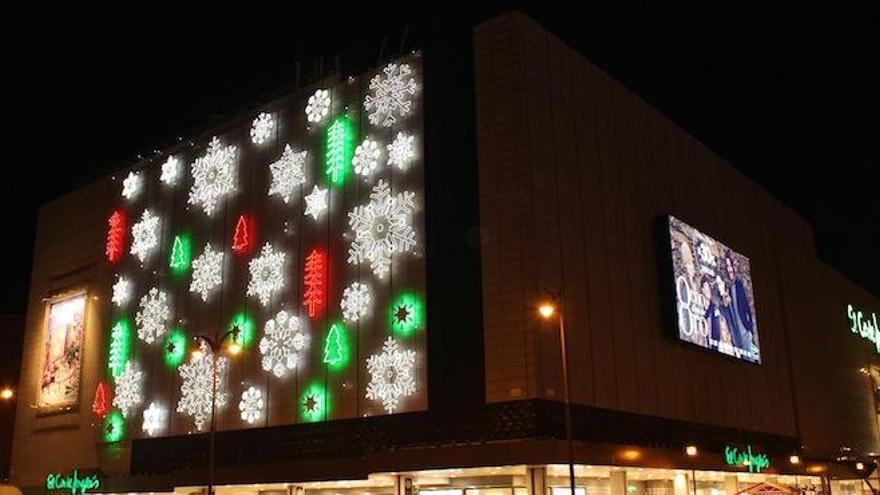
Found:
611,471 -> 627,495
674,473 -> 690,495
527,467 -> 548,495
724,475 -> 739,495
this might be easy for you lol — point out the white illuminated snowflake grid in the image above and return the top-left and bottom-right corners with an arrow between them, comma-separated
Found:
247,243 -> 286,306
112,361 -> 143,418
387,132 -> 415,170
177,343 -> 228,431
135,287 -> 170,344
190,243 -> 224,301
364,62 -> 417,128
112,276 -> 131,307
353,138 -> 382,179
259,310 -> 307,378
142,402 -> 165,437
160,156 -> 181,186
250,112 -> 275,144
268,144 -> 308,204
365,337 -> 416,413
122,171 -> 142,200
238,386 -> 264,424
130,209 -> 161,263
305,89 -> 331,123
341,282 -> 371,322
188,137 -> 238,216
347,179 -> 417,278
303,185 -> 328,221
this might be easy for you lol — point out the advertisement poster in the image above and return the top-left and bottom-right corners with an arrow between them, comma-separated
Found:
39,293 -> 87,410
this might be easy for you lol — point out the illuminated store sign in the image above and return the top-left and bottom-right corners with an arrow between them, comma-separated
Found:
847,304 -> 880,353
724,445 -> 770,473
45,470 -> 101,495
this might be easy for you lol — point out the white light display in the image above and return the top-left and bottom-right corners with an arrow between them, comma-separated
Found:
341,281 -> 372,322
303,185 -> 328,221
177,342 -> 228,431
160,156 -> 181,186
111,276 -> 131,307
250,112 -> 275,144
259,309 -> 307,378
268,144 -> 308,204
347,179 -> 417,278
141,401 -> 165,437
247,243 -> 286,306
122,171 -> 143,200
188,136 -> 238,216
135,287 -> 170,344
387,132 -> 415,170
353,138 -> 382,179
112,361 -> 143,418
130,209 -> 161,263
305,89 -> 331,123
364,62 -> 417,128
365,336 -> 416,413
190,243 -> 224,302
238,386 -> 264,424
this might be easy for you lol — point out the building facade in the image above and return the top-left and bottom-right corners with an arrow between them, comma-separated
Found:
9,12 -> 880,495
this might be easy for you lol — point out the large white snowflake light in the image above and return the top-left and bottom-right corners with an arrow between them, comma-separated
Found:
259,310 -> 307,378
177,342 -> 228,431
112,361 -> 143,418
347,179 -> 417,278
364,62 -> 417,128
305,89 -> 331,123
122,171 -> 143,200
365,336 -> 417,413
188,137 -> 238,216
142,402 -> 166,437
190,243 -> 224,301
135,287 -> 170,344
303,185 -> 328,221
160,156 -> 181,186
247,243 -> 286,306
353,138 -> 382,179
238,386 -> 264,424
112,276 -> 131,307
387,132 -> 415,170
268,144 -> 308,204
250,112 -> 274,144
130,209 -> 161,263
341,282 -> 371,322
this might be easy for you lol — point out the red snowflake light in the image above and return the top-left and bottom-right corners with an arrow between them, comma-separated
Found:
106,209 -> 127,264
303,249 -> 326,318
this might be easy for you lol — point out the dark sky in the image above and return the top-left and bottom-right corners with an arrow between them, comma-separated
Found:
4,2 -> 878,315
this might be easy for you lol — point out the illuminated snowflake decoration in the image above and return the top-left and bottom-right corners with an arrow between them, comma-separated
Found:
250,112 -> 274,144
259,310 -> 307,378
303,185 -> 328,221
122,171 -> 143,200
160,156 -> 181,186
305,89 -> 331,123
268,144 -> 308,204
130,209 -> 161,263
112,361 -> 143,418
341,282 -> 371,322
190,243 -> 224,301
177,342 -> 228,431
188,137 -> 238,216
353,138 -> 382,179
135,287 -> 170,344
112,276 -> 131,307
141,402 -> 165,437
247,243 -> 286,306
347,179 -> 417,278
365,336 -> 416,413
238,386 -> 264,424
387,132 -> 415,170
364,62 -> 417,128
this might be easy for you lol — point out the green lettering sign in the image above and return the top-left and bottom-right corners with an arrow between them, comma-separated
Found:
45,470 -> 101,495
847,304 -> 880,354
724,445 -> 770,473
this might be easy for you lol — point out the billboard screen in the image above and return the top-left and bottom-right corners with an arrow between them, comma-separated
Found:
40,293 -> 87,410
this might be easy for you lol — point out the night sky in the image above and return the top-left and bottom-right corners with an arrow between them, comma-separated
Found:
5,2 -> 878,317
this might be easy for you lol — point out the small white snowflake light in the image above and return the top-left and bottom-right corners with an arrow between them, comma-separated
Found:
347,179 -> 417,278
250,112 -> 275,144
341,282 -> 371,322
135,287 -> 170,344
142,402 -> 166,437
238,386 -> 264,424
177,342 -> 228,431
353,139 -> 382,179
188,136 -> 238,216
160,156 -> 181,186
305,89 -> 331,123
365,336 -> 417,413
112,276 -> 131,307
130,209 -> 161,263
112,361 -> 143,418
387,132 -> 415,170
190,243 -> 224,301
364,62 -> 417,128
303,185 -> 328,221
122,171 -> 143,200
268,144 -> 308,204
247,243 -> 286,306
259,310 -> 307,378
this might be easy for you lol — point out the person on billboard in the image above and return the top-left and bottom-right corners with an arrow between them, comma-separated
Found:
723,253 -> 755,354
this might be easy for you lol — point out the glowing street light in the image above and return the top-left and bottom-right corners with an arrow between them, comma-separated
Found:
0,388 -> 13,401
790,455 -> 801,465
538,302 -> 557,319
686,445 -> 698,457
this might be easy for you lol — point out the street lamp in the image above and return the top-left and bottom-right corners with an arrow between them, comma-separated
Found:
537,298 -> 575,495
685,445 -> 698,495
0,388 -> 13,401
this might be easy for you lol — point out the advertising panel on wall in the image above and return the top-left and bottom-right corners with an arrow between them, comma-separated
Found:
98,54 -> 426,441
39,293 -> 87,411
667,216 -> 760,363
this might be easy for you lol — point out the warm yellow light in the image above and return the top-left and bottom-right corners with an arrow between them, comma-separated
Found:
856,462 -> 865,471
619,449 -> 642,461
227,342 -> 242,356
685,445 -> 698,457
0,388 -> 13,400
191,348 -> 205,360
538,303 -> 556,319
806,465 -> 826,474
789,455 -> 801,465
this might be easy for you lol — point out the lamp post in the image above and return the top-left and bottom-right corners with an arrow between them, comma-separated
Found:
685,445 -> 698,495
538,299 -> 576,495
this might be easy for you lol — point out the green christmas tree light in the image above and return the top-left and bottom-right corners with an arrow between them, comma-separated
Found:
103,409 -> 125,443
169,233 -> 192,276
325,115 -> 355,187
108,318 -> 132,379
388,292 -> 425,337
229,311 -> 256,349
300,381 -> 330,422
322,322 -> 349,370
164,328 -> 187,368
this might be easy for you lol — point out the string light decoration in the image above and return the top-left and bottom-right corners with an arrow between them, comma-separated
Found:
325,115 -> 355,186
122,171 -> 143,200
389,292 -> 425,337
92,381 -> 111,418
112,361 -> 143,418
341,282 -> 371,322
177,342 -> 228,431
111,276 -> 131,307
105,210 -> 127,264
352,138 -> 382,179
103,409 -> 125,443
322,323 -> 349,370
130,209 -> 161,263
141,402 -> 165,437
268,144 -> 308,204
229,312 -> 256,350
303,185 -> 328,221
108,318 -> 132,379
188,136 -> 238,216
169,234 -> 192,276
259,310 -> 307,378
247,243 -> 286,307
190,243 -> 224,301
306,89 -> 331,123
238,386 -> 264,424
364,62 -> 417,128
135,287 -> 170,344
365,336 -> 417,413
347,179 -> 417,278
387,132 -> 415,170
300,382 -> 328,422
160,156 -> 181,186
163,328 -> 187,368
250,112 -> 275,144
232,214 -> 256,255
302,249 -> 325,318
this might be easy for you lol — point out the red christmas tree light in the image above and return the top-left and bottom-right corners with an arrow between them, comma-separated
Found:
303,249 -> 326,318
106,209 -> 127,264
92,380 -> 111,418
232,214 -> 256,255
